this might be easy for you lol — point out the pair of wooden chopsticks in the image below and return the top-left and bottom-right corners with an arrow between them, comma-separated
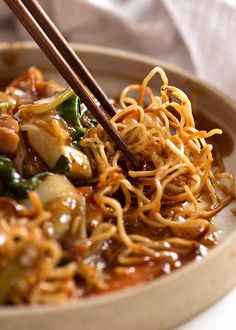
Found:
4,0 -> 138,167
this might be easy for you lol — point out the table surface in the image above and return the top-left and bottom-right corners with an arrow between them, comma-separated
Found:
177,286 -> 236,330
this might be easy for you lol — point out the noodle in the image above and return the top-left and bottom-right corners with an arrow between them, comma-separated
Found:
0,66 -> 234,305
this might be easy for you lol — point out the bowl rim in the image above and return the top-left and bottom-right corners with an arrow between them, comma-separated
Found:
0,41 -> 235,317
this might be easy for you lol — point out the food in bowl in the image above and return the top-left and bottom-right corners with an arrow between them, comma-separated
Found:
0,66 -> 234,304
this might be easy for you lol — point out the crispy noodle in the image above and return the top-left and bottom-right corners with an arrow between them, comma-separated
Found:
0,67 -> 234,305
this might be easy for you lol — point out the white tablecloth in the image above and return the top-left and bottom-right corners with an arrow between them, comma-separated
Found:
178,287 -> 236,329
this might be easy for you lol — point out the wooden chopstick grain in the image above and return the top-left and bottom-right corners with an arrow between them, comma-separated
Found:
4,0 -> 138,167
21,0 -> 117,117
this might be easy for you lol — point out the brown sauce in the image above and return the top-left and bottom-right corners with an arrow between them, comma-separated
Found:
0,75 -> 234,301
95,109 -> 234,294
0,78 -> 11,90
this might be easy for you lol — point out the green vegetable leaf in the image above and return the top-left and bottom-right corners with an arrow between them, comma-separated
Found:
57,94 -> 86,142
0,156 -> 13,179
52,155 -> 70,175
0,155 -> 73,198
0,156 -> 51,198
9,172 -> 50,198
80,103 -> 98,127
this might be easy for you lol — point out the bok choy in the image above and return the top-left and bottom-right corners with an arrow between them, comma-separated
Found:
57,94 -> 98,146
19,88 -> 74,114
24,123 -> 92,179
0,155 -> 70,198
57,94 -> 86,141
33,174 -> 86,239
0,156 -> 49,197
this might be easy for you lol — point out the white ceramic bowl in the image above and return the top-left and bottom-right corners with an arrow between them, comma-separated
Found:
0,42 -> 236,330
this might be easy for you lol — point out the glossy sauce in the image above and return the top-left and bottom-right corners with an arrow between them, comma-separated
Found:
0,77 -> 234,298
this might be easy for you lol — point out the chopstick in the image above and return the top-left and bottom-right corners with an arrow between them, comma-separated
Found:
21,0 -> 116,118
4,0 -> 138,167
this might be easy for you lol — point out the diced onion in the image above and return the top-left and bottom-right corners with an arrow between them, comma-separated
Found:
64,146 -> 92,179
35,174 -> 78,205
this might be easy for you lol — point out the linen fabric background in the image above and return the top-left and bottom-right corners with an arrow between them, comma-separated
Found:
0,0 -> 236,97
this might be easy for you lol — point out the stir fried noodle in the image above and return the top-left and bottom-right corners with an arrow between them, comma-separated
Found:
0,67 -> 234,304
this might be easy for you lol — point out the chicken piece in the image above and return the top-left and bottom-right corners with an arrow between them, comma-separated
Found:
0,114 -> 19,154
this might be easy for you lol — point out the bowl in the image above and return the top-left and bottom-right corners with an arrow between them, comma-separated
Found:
0,42 -> 236,330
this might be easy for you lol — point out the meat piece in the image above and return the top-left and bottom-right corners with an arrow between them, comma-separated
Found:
0,114 -> 19,154
23,145 -> 48,177
7,66 -> 43,91
13,133 -> 48,177
34,80 -> 64,99
5,67 -> 63,105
